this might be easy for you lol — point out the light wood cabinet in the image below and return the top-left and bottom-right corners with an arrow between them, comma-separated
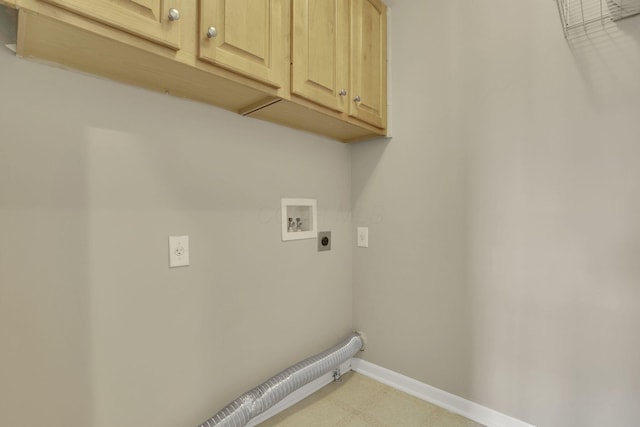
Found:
349,0 -> 387,129
291,0 -> 349,113
38,0 -> 182,50
12,0 -> 387,142
198,0 -> 289,90
290,0 -> 386,130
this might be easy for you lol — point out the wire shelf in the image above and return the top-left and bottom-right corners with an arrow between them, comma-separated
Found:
557,0 -> 640,38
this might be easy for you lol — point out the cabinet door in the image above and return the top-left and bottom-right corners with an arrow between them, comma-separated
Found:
292,0 -> 348,112
199,0 -> 289,89
39,0 -> 181,50
350,0 -> 387,128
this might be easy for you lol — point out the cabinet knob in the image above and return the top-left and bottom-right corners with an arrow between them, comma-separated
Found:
339,89 -> 347,97
353,95 -> 361,103
207,27 -> 218,38
168,8 -> 180,21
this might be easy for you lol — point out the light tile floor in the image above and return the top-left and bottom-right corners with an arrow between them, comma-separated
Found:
259,372 -> 485,427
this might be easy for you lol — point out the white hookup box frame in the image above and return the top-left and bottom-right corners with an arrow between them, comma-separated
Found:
281,198 -> 318,241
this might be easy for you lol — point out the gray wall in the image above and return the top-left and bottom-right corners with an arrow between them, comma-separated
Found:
3,1 -> 640,426
353,1 -> 640,426
0,45 -> 353,426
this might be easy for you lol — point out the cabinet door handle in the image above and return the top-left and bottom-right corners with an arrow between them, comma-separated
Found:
207,27 -> 218,38
168,8 -> 180,21
339,89 -> 347,97
353,95 -> 361,103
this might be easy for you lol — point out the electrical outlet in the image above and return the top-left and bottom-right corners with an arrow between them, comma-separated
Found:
169,235 -> 190,268
318,231 -> 331,252
357,227 -> 369,248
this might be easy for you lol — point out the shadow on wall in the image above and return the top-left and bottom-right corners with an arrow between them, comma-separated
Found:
566,14 -> 640,107
0,106 -> 94,425
0,6 -> 17,45
350,136 -> 391,226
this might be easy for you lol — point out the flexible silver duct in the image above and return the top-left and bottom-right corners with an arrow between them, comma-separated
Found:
198,332 -> 365,427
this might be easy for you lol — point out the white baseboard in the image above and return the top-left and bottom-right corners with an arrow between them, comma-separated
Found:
246,359 -> 353,427
248,357 -> 536,427
351,358 -> 536,427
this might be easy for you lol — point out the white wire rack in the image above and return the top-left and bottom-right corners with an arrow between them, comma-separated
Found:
556,0 -> 640,37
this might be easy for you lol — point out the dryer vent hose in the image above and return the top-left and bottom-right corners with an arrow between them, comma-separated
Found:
198,331 -> 365,427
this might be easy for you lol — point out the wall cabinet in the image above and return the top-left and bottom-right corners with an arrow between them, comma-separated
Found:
9,0 -> 387,142
290,0 -> 387,130
291,0 -> 349,113
349,0 -> 387,129
38,0 -> 182,50
198,0 -> 289,89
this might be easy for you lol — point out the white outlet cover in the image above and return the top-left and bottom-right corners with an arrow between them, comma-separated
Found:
357,227 -> 369,248
169,235 -> 190,268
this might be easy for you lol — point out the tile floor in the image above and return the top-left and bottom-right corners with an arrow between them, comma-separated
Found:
258,372 -> 485,427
